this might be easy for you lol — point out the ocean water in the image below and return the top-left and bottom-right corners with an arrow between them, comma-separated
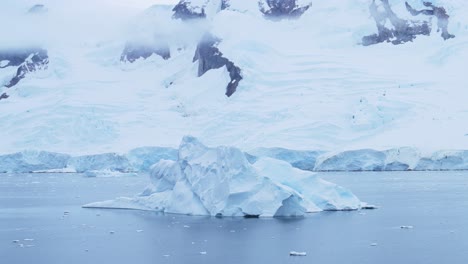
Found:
1,171 -> 468,264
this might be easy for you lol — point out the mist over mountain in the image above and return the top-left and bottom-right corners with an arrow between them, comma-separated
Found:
0,0 -> 467,156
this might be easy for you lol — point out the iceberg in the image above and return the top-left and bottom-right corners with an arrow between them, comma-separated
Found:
84,136 -> 361,217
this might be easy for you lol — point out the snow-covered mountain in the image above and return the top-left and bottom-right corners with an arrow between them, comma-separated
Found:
0,0 -> 467,160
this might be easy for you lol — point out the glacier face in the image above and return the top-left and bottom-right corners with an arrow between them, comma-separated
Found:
0,0 -> 466,158
2,145 -> 468,173
84,136 -> 361,217
0,151 -> 70,173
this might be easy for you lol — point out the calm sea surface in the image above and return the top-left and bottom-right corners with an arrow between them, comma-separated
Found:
1,171 -> 468,264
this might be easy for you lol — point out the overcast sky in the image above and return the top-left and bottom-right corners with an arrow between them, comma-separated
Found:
103,0 -> 177,8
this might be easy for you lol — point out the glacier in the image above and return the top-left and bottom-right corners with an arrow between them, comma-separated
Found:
1,145 -> 468,173
84,136 -> 362,217
0,151 -> 70,173
0,0 -> 467,170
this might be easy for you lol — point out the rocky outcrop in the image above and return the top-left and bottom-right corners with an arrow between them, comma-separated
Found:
362,0 -> 431,46
405,1 -> 455,40
172,0 -> 207,20
120,42 -> 170,63
0,48 -> 49,89
193,34 -> 242,97
259,0 -> 312,20
221,0 -> 230,10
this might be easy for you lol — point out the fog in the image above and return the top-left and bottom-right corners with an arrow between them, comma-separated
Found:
0,0 -> 188,51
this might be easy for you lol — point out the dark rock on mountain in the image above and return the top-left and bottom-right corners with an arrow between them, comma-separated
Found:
1,48 -> 49,89
259,0 -> 312,20
173,0 -> 207,20
362,0 -> 431,46
0,49 -> 41,68
193,34 -> 242,97
0,93 -> 9,100
405,1 -> 455,40
221,0 -> 230,10
121,42 -> 170,62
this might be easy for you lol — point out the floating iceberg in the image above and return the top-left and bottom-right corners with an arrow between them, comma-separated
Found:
84,136 -> 361,217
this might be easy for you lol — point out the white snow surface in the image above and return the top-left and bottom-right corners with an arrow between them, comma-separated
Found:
84,136 -> 361,216
0,0 -> 467,156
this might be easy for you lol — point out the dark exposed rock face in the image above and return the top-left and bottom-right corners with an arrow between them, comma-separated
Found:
362,0 -> 431,46
0,93 -> 9,100
173,0 -> 207,20
0,48 -> 49,88
221,0 -> 230,10
405,1 -> 455,40
121,42 -> 170,63
259,0 -> 312,20
193,34 -> 242,97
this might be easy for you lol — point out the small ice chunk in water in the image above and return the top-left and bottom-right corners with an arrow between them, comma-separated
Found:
12,240 -> 20,243
200,251 -> 207,255
290,251 -> 307,256
361,203 -> 379,210
183,225 -> 190,228
370,243 -> 378,246
400,226 -> 414,229
136,230 -> 144,233
109,231 -> 115,234
24,239 -> 34,241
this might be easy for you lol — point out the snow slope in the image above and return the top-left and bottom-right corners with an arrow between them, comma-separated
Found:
0,0 -> 467,159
